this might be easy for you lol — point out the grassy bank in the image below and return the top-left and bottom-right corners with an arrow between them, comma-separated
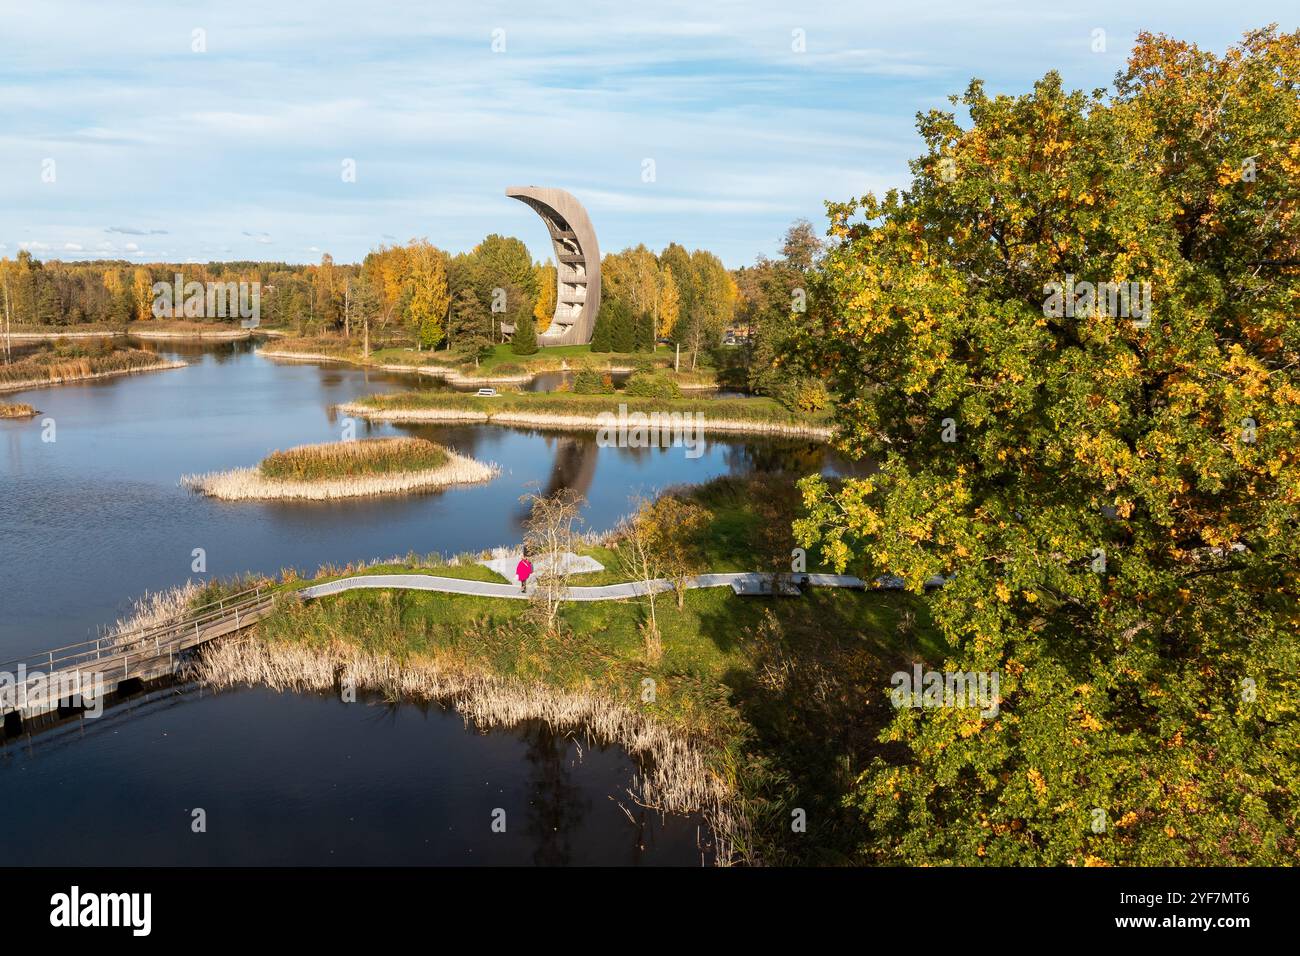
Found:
339,389 -> 831,438
260,337 -> 719,388
193,475 -> 942,864
0,344 -> 184,393
181,438 -> 496,500
127,320 -> 267,339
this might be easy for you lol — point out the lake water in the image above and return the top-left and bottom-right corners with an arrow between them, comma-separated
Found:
0,338 -> 857,865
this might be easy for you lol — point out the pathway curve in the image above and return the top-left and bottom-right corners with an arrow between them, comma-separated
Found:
298,571 -> 945,602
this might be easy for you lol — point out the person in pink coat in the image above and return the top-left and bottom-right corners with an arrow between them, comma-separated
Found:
516,553 -> 534,593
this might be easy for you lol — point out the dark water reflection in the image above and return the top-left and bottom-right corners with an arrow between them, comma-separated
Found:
0,684 -> 703,866
0,339 -> 859,865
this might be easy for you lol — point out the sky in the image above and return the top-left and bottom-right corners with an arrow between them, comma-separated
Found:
0,1 -> 1289,268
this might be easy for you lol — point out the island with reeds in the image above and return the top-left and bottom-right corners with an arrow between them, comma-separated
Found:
0,343 -> 185,393
0,401 -> 39,419
258,338 -> 720,390
181,437 -> 498,501
337,388 -> 832,439
166,474 -> 938,865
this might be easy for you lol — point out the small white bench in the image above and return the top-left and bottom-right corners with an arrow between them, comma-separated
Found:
475,388 -> 498,397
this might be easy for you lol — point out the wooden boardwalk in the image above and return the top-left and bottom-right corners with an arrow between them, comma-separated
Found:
0,585 -> 288,730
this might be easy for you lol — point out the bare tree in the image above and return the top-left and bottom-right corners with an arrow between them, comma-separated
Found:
621,495 -> 667,662
520,488 -> 586,633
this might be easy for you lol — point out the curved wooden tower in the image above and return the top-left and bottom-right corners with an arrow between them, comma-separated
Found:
505,186 -> 601,346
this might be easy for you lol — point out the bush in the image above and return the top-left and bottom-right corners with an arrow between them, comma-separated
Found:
780,377 -> 831,413
572,369 -> 614,394
622,372 -> 682,399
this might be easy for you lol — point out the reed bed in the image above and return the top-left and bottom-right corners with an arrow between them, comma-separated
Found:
0,346 -> 184,393
0,402 -> 38,418
259,437 -> 448,481
187,637 -> 736,862
127,323 -> 252,340
181,444 -> 498,500
338,392 -> 833,439
104,580 -> 204,648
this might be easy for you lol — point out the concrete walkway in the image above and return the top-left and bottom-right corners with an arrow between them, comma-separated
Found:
298,571 -> 944,602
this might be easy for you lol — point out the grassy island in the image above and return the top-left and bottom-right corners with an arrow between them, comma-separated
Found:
338,389 -> 831,439
182,475 -> 939,864
260,338 -> 721,389
0,344 -> 184,393
181,437 -> 497,500
0,401 -> 38,418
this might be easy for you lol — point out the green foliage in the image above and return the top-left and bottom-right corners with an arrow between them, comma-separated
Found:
510,312 -> 538,355
622,371 -> 683,399
794,28 -> 1300,865
571,368 -> 614,394
778,376 -> 831,413
589,300 -> 613,352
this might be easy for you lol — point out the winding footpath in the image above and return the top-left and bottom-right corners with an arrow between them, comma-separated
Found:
299,570 -> 946,601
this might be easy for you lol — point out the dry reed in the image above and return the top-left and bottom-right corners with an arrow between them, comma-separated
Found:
181,446 -> 498,500
187,637 -> 737,862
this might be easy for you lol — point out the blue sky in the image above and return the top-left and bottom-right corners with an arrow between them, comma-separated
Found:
0,1 -> 1288,267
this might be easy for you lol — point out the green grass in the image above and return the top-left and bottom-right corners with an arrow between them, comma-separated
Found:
235,473 -> 947,863
354,388 -> 829,428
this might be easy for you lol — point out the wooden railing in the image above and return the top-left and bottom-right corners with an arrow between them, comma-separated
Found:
0,584 -> 289,721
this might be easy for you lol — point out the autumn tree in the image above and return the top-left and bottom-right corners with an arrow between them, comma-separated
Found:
533,261 -> 557,334
795,28 -> 1300,865
405,239 -> 450,349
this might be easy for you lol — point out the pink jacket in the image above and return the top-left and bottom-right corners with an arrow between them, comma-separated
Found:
516,558 -> 533,583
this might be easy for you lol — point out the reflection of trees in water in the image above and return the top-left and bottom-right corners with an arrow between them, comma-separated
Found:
509,433 -> 599,530
545,435 -> 598,497
723,439 -> 875,478
520,723 -> 588,866
724,440 -> 826,475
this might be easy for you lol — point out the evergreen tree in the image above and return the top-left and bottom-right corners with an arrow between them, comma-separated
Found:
510,311 -> 538,355
610,300 -> 635,353
590,299 -> 614,352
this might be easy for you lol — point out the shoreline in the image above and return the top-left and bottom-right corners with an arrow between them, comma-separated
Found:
5,329 -> 126,341
337,399 -> 834,439
258,347 -> 689,389
186,637 -> 733,863
6,326 -> 290,342
0,359 -> 186,394
180,448 -> 498,500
